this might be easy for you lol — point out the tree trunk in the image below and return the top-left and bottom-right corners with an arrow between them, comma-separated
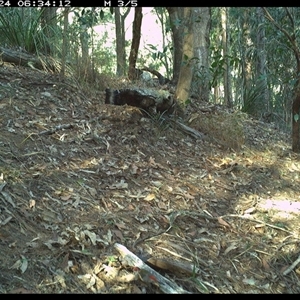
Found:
192,7 -> 211,103
128,7 -> 143,81
255,7 -> 268,114
115,7 -> 130,77
292,52 -> 300,152
240,8 -> 253,113
221,7 -> 233,108
40,7 -> 57,55
166,7 -> 184,85
60,7 -> 70,79
154,8 -> 171,78
174,7 -> 194,109
292,92 -> 300,152
79,24 -> 90,80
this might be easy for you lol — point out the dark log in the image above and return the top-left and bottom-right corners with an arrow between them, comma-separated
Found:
0,46 -> 43,68
0,46 -> 57,71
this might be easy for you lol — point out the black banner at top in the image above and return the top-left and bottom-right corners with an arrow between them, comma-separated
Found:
1,0 -> 158,7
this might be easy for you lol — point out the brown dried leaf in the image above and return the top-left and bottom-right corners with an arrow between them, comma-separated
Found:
261,258 -> 271,272
217,217 -> 231,228
113,229 -> 124,241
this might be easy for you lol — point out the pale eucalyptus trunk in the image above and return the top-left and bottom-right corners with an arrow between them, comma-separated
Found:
192,7 -> 211,103
174,7 -> 194,109
175,7 -> 211,108
221,7 -> 233,107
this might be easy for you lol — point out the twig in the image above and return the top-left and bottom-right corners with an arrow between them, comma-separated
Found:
283,253 -> 300,275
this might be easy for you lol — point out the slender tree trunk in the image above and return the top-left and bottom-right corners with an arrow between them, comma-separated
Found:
79,25 -> 90,80
221,7 -> 233,108
115,7 -> 130,77
166,7 -> 184,85
60,7 -> 70,79
292,56 -> 300,152
292,85 -> 300,152
40,7 -> 57,55
256,7 -> 268,114
155,8 -> 170,78
240,8 -> 253,112
128,7 -> 143,81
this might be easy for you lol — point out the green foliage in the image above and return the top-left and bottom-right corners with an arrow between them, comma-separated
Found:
241,77 -> 266,116
73,7 -> 112,27
145,43 -> 172,76
209,45 -> 240,89
0,8 -> 48,53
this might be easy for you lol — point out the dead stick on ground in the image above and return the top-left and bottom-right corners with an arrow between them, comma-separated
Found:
283,253 -> 300,276
114,243 -> 190,294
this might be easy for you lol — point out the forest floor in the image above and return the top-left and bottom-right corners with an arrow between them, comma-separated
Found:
0,63 -> 300,294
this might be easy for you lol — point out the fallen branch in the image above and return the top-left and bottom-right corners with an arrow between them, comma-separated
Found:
168,118 -> 206,140
114,243 -> 190,294
283,253 -> 300,275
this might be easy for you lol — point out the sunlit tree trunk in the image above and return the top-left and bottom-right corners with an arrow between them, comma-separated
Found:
174,7 -> 194,109
192,7 -> 211,103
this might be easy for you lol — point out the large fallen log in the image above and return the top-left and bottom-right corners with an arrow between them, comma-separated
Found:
0,47 -> 42,68
0,46 -> 56,71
